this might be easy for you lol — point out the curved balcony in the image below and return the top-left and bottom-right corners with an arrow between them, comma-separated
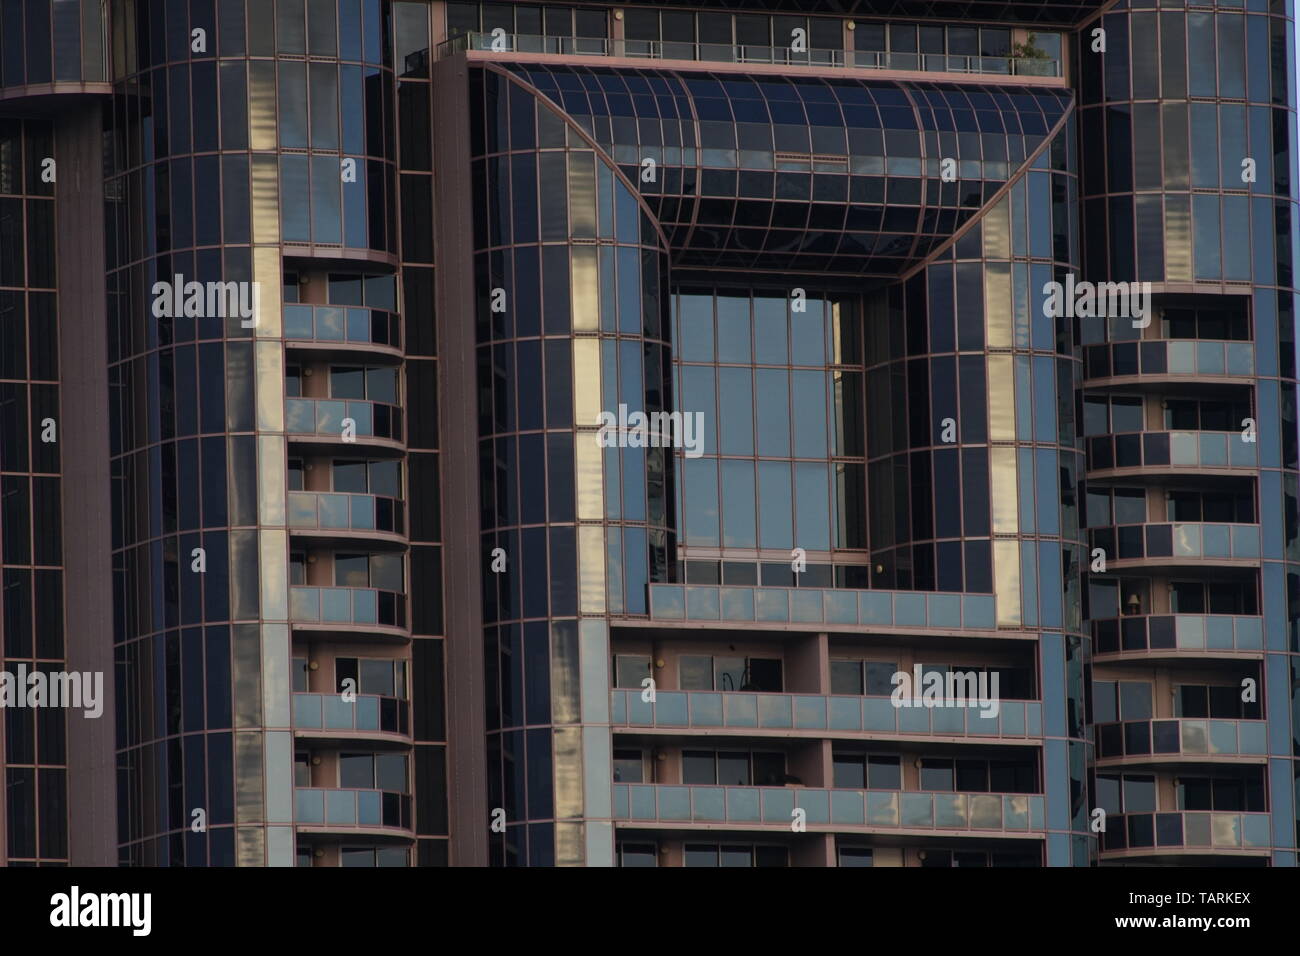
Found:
287,491 -> 406,547
294,787 -> 413,837
290,586 -> 408,640
1091,614 -> 1263,661
1087,522 -> 1260,571
1085,431 -> 1257,479
1094,719 -> 1267,766
1098,811 -> 1270,859
1083,339 -> 1254,389
611,689 -> 1043,742
613,784 -> 1044,837
285,398 -> 404,454
292,692 -> 411,743
644,584 -> 999,635
283,304 -> 402,361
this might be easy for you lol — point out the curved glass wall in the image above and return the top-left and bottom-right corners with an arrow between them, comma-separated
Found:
1077,0 -> 1298,865
104,0 -> 403,866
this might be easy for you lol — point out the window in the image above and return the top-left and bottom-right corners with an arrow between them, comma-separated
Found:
334,553 -> 404,591
295,751 -> 312,788
678,654 -> 782,692
1177,770 -> 1265,812
288,458 -> 304,491
1171,580 -> 1257,614
684,844 -> 788,867
613,749 -> 643,783
1094,680 -> 1154,722
829,660 -> 896,696
1175,683 -> 1259,720
613,655 -> 651,690
330,366 -> 399,405
922,848 -> 1039,867
333,459 -> 402,497
919,757 -> 1036,792
838,846 -> 873,867
336,658 -> 407,698
292,657 -> 309,693
340,847 -> 409,866
831,753 -> 900,789
682,750 -> 786,786
339,753 -> 408,792
1165,489 -> 1254,523
290,552 -> 306,586
617,842 -> 657,867
1164,398 -> 1252,432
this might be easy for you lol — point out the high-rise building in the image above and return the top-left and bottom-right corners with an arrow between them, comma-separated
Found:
0,0 -> 1295,868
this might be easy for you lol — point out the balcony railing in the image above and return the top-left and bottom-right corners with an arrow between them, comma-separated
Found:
1099,811 -> 1270,853
1087,522 -> 1260,563
1085,431 -> 1257,473
292,692 -> 410,736
287,491 -> 404,536
646,584 -> 996,630
1094,718 -> 1267,760
611,689 -> 1042,739
283,304 -> 402,351
436,33 -> 1061,77
294,788 -> 412,830
290,586 -> 406,629
1091,614 -> 1263,656
285,398 -> 404,443
1084,339 -> 1254,380
613,784 -> 1044,833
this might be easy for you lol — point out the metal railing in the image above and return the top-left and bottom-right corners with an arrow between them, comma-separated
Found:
436,33 -> 1061,78
284,397 -> 404,443
611,689 -> 1041,739
613,783 -> 1045,832
287,491 -> 404,536
292,692 -> 410,736
1094,718 -> 1267,759
1100,811 -> 1269,852
1086,430 -> 1257,472
647,584 -> 995,630
1084,339 -> 1254,380
1091,613 -> 1263,655
289,586 -> 406,628
294,788 -> 411,829
283,304 -> 402,351
1087,522 -> 1260,563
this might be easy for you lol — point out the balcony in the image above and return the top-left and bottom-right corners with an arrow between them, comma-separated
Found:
289,586 -> 407,638
1085,431 -> 1257,477
1098,811 -> 1270,857
1083,340 -> 1254,387
1094,719 -> 1267,764
292,692 -> 410,741
613,784 -> 1045,836
287,491 -> 405,545
1091,614 -> 1263,660
436,33 -> 1062,78
284,398 -> 404,452
294,787 -> 413,834
611,689 -> 1042,742
283,304 -> 402,360
642,584 -> 1001,635
1087,522 -> 1260,569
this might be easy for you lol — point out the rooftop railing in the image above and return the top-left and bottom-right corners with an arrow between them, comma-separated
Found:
436,33 -> 1061,78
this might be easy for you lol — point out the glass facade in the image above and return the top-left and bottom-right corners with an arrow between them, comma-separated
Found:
0,0 -> 1294,869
